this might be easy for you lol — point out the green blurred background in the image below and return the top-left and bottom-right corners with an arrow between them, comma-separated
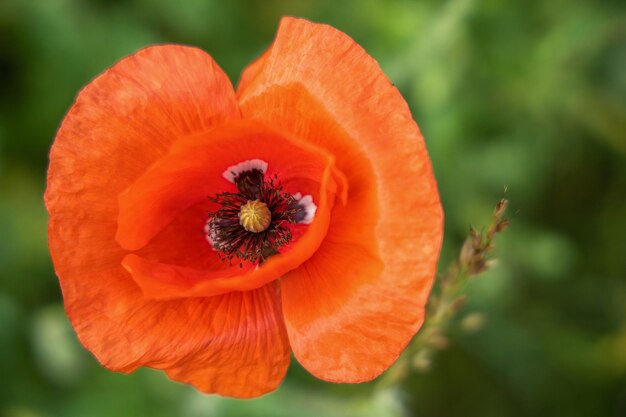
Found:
1,0 -> 624,416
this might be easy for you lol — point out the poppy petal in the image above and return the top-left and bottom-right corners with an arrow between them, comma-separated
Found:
116,119 -> 340,251
164,282 -> 290,398
117,120 -> 348,299
237,17 -> 443,382
237,47 -> 272,94
46,45 -> 243,376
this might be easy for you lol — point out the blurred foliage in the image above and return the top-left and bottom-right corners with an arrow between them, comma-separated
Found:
0,0 -> 625,416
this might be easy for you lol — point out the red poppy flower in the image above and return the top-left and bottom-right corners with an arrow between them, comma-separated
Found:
45,17 -> 443,398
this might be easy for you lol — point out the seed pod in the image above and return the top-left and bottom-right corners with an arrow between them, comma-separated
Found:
239,199 -> 272,233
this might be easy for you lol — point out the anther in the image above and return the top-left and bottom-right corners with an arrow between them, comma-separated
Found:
239,200 -> 271,233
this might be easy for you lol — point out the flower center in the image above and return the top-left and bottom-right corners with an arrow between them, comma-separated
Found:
205,159 -> 318,265
238,199 -> 271,233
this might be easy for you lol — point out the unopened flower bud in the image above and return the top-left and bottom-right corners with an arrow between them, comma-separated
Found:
461,313 -> 486,333
496,219 -> 510,232
412,350 -> 432,372
451,295 -> 467,312
494,198 -> 509,218
485,259 -> 498,269
469,258 -> 488,275
431,334 -> 449,350
469,227 -> 482,249
460,236 -> 475,265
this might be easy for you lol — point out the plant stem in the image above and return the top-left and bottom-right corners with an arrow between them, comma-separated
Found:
376,198 -> 510,390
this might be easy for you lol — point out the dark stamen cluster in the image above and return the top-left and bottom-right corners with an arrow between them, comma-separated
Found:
207,169 -> 302,265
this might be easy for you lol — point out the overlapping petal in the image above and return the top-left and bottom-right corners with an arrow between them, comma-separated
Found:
45,45 -> 289,396
117,119 -> 347,299
163,282 -> 291,398
238,17 -> 444,382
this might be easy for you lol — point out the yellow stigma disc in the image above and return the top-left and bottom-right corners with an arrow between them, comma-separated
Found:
238,199 -> 271,233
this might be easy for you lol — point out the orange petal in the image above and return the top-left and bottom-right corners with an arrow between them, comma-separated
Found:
117,119 -> 347,299
164,282 -> 290,398
237,46 -> 272,94
238,17 -> 443,382
45,45 -> 246,380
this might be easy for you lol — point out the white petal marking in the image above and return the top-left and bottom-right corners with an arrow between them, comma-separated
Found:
294,193 -> 317,224
222,159 -> 269,183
